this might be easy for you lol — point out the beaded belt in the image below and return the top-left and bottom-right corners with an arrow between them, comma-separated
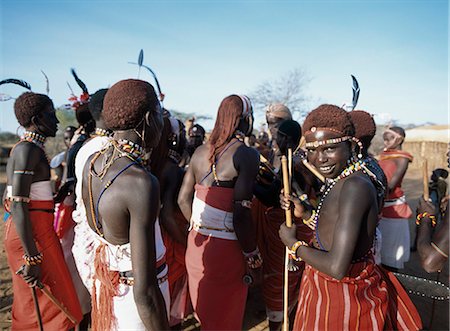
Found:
192,222 -> 234,233
119,262 -> 168,286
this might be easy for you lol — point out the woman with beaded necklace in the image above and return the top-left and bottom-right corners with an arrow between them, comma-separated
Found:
81,79 -> 169,331
279,104 -> 422,330
4,90 -> 83,330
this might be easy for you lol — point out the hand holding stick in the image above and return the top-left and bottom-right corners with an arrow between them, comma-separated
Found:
16,266 -> 78,325
281,153 -> 296,331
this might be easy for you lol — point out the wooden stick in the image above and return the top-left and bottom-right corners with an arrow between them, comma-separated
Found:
281,155 -> 291,331
422,160 -> 429,201
301,159 -> 325,183
288,148 -> 293,184
281,156 -> 292,227
37,282 -> 78,324
31,287 -> 44,331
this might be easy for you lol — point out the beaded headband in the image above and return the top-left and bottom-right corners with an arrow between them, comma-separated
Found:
304,126 -> 346,136
305,135 -> 352,148
238,95 -> 252,118
384,128 -> 404,140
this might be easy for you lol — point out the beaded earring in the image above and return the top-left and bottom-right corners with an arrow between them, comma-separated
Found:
352,137 -> 364,159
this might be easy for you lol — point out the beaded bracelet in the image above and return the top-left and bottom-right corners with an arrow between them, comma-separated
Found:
290,240 -> 309,261
23,252 -> 43,266
303,210 -> 317,230
244,248 -> 263,269
9,196 -> 31,203
416,212 -> 437,228
431,242 -> 448,258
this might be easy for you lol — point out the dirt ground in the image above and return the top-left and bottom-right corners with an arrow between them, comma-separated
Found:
0,168 -> 448,330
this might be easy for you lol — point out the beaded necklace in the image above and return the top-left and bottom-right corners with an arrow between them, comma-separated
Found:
22,131 -> 46,148
88,139 -> 146,236
21,131 -> 49,163
115,139 -> 145,163
313,159 -> 366,250
94,127 -> 113,137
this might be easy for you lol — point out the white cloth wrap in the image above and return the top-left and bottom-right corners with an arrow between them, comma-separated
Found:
378,217 -> 410,269
93,232 -> 170,330
190,194 -> 237,240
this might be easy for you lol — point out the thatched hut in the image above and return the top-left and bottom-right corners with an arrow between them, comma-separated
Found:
403,125 -> 449,171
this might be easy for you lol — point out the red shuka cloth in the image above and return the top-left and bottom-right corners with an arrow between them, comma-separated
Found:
252,198 -> 314,313
186,230 -> 247,330
162,209 -> 193,326
293,260 -> 422,331
54,202 -> 75,239
379,149 -> 413,219
4,200 -> 83,331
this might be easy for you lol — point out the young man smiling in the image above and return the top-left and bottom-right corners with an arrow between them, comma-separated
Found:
279,104 -> 422,330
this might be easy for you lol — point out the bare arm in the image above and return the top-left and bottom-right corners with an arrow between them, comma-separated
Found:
280,176 -> 376,279
129,174 -> 169,331
160,165 -> 187,246
417,197 -> 449,273
178,162 -> 196,222
9,144 -> 43,284
233,145 -> 260,253
387,158 -> 409,191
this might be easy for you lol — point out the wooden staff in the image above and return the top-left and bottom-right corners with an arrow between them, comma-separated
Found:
16,266 -> 78,325
36,282 -> 78,324
422,159 -> 429,201
301,159 -> 325,183
281,155 -> 292,331
31,287 -> 44,331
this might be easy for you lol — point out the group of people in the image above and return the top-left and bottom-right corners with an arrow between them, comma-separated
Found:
2,72 -> 448,331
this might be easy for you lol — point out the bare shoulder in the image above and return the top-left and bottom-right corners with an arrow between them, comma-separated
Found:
10,141 -> 43,166
340,173 -> 376,198
234,144 -> 259,162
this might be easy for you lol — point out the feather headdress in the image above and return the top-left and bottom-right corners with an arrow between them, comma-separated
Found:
69,68 -> 90,109
128,49 -> 165,103
0,78 -> 32,102
41,70 -> 50,95
342,74 -> 360,111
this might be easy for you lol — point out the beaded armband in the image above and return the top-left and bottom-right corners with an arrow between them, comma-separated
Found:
9,196 -> 31,203
235,199 -> 252,209
416,212 -> 436,228
431,242 -> 448,258
289,240 -> 309,261
302,210 -> 317,230
14,170 -> 34,175
23,252 -> 43,266
243,248 -> 263,269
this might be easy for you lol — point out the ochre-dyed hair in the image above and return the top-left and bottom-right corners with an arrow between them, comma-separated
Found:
208,95 -> 245,164
103,79 -> 158,130
389,126 -> 406,138
349,110 -> 376,149
303,104 -> 355,137
14,92 -> 53,127
89,88 -> 108,121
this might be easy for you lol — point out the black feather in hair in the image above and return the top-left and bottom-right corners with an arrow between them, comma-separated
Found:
70,68 -> 89,95
0,78 -> 32,91
41,70 -> 50,95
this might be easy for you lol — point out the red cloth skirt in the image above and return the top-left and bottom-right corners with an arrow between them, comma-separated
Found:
162,211 -> 193,326
53,202 -> 75,239
293,261 -> 422,331
4,200 -> 83,331
252,199 -> 313,313
185,230 -> 247,330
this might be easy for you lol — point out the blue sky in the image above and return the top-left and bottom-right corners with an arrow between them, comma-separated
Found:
0,0 -> 448,133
